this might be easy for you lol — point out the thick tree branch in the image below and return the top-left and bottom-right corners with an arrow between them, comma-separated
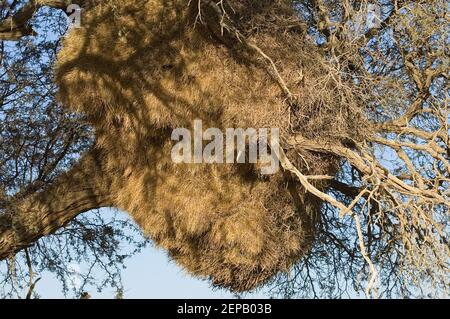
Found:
0,147 -> 112,260
0,0 -> 92,40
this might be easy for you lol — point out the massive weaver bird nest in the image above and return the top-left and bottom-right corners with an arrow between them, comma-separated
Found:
55,0 -> 368,292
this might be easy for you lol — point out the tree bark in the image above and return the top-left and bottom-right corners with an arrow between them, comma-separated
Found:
0,148 -> 112,260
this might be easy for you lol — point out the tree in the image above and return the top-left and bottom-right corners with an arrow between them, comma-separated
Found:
0,0 -> 146,298
0,0 -> 448,298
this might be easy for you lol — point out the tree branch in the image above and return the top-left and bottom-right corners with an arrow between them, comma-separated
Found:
0,0 -> 92,40
0,147 -> 112,260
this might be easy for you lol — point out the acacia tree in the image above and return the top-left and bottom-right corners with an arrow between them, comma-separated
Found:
0,0 -> 448,298
0,0 -> 147,298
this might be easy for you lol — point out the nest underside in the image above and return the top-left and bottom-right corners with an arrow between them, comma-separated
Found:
55,0 -> 368,291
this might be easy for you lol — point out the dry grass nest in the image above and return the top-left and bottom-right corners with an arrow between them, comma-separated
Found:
55,0 -> 369,292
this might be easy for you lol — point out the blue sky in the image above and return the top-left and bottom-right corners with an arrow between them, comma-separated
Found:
33,209 -> 269,299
